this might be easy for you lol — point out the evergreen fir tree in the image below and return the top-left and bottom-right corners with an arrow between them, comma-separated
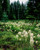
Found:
0,0 -> 2,20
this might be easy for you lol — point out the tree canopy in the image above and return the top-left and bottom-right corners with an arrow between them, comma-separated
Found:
0,0 -> 40,20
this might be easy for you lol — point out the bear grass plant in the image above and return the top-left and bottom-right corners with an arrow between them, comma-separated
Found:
0,20 -> 40,50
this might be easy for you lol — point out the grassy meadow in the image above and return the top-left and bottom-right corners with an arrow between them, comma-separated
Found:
0,20 -> 40,50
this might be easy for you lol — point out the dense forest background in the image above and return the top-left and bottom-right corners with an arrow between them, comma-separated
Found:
0,0 -> 40,21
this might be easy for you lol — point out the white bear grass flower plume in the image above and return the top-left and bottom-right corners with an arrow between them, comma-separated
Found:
36,23 -> 40,27
37,34 -> 40,38
16,30 -> 28,41
16,30 -> 34,47
22,30 -> 28,38
28,30 -> 34,47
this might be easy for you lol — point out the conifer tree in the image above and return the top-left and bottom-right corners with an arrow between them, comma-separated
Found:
27,0 -> 40,19
0,0 -> 2,20
2,0 -> 10,16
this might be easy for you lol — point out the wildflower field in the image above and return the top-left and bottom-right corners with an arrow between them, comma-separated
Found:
0,20 -> 40,50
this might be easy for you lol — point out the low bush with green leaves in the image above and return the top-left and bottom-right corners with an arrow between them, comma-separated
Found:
1,11 -> 8,22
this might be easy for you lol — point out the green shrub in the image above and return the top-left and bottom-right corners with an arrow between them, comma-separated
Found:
26,15 -> 35,19
13,15 -> 16,20
1,11 -> 8,22
0,31 -> 17,46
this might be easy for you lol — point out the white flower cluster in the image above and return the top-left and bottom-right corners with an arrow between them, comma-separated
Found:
16,30 -> 34,46
37,34 -> 40,38
4,21 -> 32,29
35,28 -> 40,31
28,30 -> 34,47
16,30 -> 28,41
36,23 -> 40,27
36,41 -> 38,43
